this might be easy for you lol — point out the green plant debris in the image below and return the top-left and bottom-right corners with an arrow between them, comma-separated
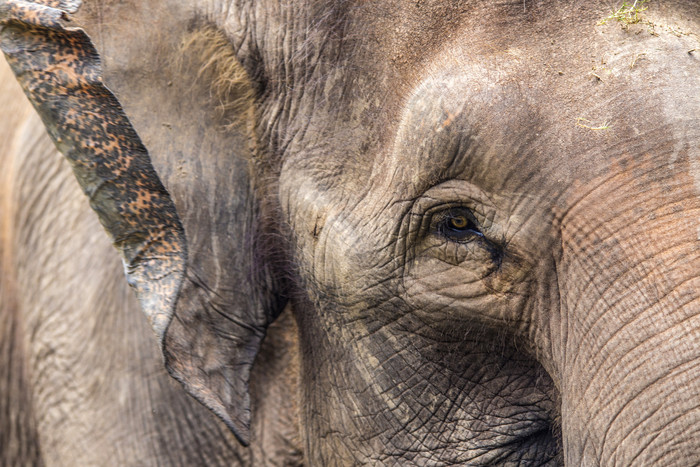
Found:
598,0 -> 649,27
576,118 -> 611,131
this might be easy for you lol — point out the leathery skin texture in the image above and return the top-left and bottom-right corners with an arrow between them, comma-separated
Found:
1,0 -> 699,465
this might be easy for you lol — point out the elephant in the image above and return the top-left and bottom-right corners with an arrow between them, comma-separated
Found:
1,0 -> 699,464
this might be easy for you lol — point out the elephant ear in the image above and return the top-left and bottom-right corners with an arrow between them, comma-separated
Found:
0,1 -> 283,445
0,1 -> 185,335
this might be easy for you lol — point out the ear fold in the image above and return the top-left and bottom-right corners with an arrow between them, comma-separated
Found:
0,1 -> 283,445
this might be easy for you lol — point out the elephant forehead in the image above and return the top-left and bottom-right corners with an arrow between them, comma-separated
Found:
377,24 -> 699,204
375,63 -> 538,196
280,5 -> 700,249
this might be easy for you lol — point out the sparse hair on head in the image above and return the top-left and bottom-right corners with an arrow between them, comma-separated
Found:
178,24 -> 256,132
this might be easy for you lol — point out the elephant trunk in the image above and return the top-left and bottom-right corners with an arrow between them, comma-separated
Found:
554,162 -> 700,464
559,295 -> 700,464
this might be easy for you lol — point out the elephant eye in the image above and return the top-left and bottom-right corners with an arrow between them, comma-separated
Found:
436,208 -> 482,242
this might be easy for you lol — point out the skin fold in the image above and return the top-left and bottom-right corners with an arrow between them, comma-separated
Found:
1,0 -> 699,465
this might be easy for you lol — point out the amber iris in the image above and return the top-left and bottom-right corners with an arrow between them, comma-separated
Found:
448,215 -> 470,230
437,208 -> 481,242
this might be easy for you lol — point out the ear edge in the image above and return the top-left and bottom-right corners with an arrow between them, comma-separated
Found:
163,338 -> 256,446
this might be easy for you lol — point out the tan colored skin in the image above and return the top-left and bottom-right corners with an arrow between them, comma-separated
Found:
2,0 -> 700,465
0,40 -> 300,466
0,46 -> 43,467
245,0 -> 699,463
0,53 -> 241,466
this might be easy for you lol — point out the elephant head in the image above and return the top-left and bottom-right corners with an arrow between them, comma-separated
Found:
2,0 -> 699,464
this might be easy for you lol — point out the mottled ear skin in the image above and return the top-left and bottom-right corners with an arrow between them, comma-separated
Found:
0,0 -> 269,445
0,0 -> 186,337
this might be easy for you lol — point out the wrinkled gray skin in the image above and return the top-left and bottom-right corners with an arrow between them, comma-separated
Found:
2,0 -> 700,465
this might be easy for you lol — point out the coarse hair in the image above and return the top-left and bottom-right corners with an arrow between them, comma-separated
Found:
177,23 -> 256,133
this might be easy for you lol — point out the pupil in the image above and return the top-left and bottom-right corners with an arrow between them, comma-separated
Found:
450,216 -> 468,229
